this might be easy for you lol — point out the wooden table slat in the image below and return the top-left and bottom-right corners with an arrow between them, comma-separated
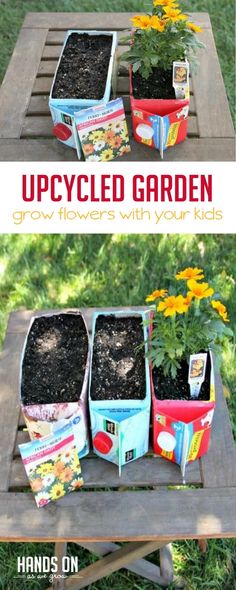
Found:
9,455 -> 202,489
0,334 -> 24,491
200,372 -> 236,488
192,28 -> 235,138
0,488 -> 236,541
0,137 -> 234,162
22,12 -> 211,30
0,28 -> 48,139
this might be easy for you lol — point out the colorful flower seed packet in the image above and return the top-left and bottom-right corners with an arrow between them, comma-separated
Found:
19,422 -> 84,508
74,98 -> 131,161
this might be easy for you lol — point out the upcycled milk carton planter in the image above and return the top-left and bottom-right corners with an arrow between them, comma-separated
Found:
20,312 -> 90,458
145,267 -> 232,480
89,311 -> 151,474
121,1 -> 205,155
151,350 -> 216,481
49,30 -> 118,148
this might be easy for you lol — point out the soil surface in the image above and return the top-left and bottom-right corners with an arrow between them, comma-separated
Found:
21,314 -> 88,405
52,33 -> 112,100
90,315 -> 146,401
132,67 -> 176,100
153,352 -> 211,401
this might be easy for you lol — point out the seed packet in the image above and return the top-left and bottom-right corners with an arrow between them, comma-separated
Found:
172,61 -> 190,100
19,422 -> 83,508
74,98 -> 131,161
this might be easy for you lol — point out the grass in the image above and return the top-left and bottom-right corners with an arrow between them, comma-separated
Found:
0,233 -> 236,589
0,0 -> 235,122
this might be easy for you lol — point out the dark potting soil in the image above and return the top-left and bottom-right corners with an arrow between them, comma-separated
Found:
153,353 -> 211,401
132,68 -> 176,100
52,33 -> 112,100
90,315 -> 146,401
21,314 -> 88,405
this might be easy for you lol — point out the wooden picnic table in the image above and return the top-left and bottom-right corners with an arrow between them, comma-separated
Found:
0,12 -> 234,161
0,307 -> 236,590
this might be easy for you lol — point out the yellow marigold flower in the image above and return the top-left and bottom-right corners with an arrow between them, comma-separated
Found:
146,289 -> 168,302
50,483 -> 66,501
184,292 -> 194,306
211,300 -> 229,322
153,0 -> 179,6
131,15 -> 152,29
157,294 -> 188,316
176,267 -> 204,281
187,21 -> 203,33
150,15 -> 166,31
36,462 -> 53,476
100,149 -> 114,162
163,7 -> 187,21
187,279 -> 214,299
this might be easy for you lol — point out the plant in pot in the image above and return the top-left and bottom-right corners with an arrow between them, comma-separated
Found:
145,268 -> 232,480
20,312 -> 90,458
121,0 -> 204,152
89,311 -> 151,474
49,29 -> 117,148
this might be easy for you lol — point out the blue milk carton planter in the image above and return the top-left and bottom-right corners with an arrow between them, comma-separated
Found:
89,311 -> 151,473
49,30 -> 118,149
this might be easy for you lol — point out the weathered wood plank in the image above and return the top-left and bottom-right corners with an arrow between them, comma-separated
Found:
0,28 -> 48,139
53,543 -> 67,590
0,334 -> 24,491
27,93 -> 197,116
0,488 -> 236,541
52,542 -> 166,590
23,12 -> 211,30
78,541 -> 167,586
159,544 -> 173,584
9,455 -> 202,489
200,372 -> 236,488
0,137 -> 234,162
21,114 -> 199,138
192,26 -> 234,138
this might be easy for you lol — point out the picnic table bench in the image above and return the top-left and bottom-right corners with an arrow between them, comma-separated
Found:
0,12 -> 234,161
0,307 -> 236,590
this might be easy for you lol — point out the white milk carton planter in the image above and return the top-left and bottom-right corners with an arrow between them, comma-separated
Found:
49,30 -> 118,149
89,310 -> 151,474
20,311 -> 90,458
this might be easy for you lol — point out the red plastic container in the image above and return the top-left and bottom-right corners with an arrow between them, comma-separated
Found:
130,67 -> 189,151
151,350 -> 216,466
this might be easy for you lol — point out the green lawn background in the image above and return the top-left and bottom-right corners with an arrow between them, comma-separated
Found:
0,234 -> 235,590
0,0 -> 235,122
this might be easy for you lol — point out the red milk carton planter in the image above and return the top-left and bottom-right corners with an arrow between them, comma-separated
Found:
151,350 -> 216,480
20,311 -> 90,459
130,67 -> 189,155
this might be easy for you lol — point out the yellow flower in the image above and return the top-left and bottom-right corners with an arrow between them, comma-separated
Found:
187,279 -> 214,300
71,454 -> 81,473
184,292 -> 194,306
157,294 -> 188,316
150,15 -> 166,31
36,462 -> 53,476
187,21 -> 203,33
50,483 -> 66,501
211,300 -> 229,322
131,15 -> 152,29
146,289 -> 168,302
153,0 -> 179,6
176,267 -> 204,281
163,7 -> 187,21
100,148 -> 114,162
89,130 -> 105,142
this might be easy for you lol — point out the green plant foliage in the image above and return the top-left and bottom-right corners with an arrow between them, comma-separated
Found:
121,1 -> 205,78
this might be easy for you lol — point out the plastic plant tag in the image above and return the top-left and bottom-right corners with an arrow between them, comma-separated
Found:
19,422 -> 83,508
172,61 -> 190,100
74,98 -> 131,161
188,353 -> 208,399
